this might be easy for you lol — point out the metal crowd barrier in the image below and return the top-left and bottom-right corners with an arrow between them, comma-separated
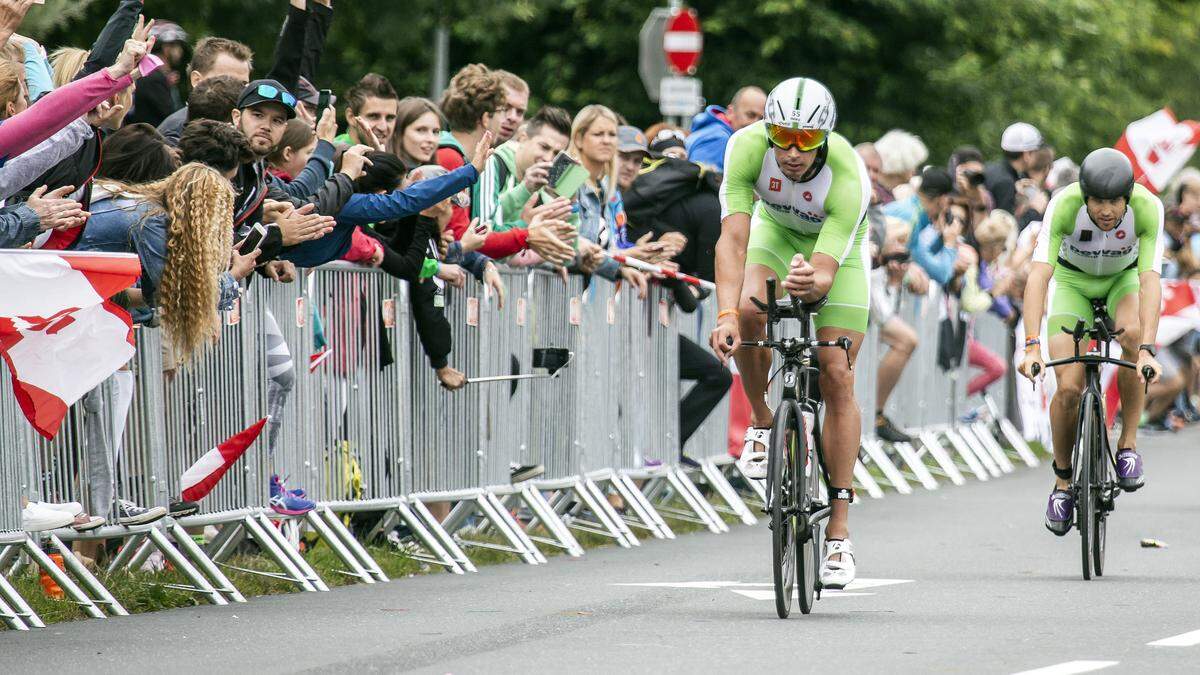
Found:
0,263 -> 1042,632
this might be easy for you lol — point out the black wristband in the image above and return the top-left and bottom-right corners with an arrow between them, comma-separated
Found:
1138,344 -> 1156,357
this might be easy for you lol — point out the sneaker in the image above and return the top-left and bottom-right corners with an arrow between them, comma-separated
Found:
269,475 -> 314,516
32,501 -> 84,517
509,463 -> 545,483
1044,488 -> 1074,536
737,427 -> 770,480
169,499 -> 199,517
21,503 -> 74,532
1115,449 -> 1144,492
71,514 -> 105,532
875,413 -> 913,443
819,539 -> 856,590
679,455 -> 701,470
116,499 -> 168,526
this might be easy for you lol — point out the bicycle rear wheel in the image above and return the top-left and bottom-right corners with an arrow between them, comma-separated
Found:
1077,394 -> 1098,581
795,404 -> 819,614
769,400 -> 799,618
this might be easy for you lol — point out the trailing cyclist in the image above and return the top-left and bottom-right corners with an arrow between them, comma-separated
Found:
1018,148 -> 1165,535
709,77 -> 870,589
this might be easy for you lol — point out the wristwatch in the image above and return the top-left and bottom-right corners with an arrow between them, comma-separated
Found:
1138,344 -> 1157,357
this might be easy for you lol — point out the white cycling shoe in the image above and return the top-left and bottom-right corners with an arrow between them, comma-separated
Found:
819,538 -> 856,590
737,427 -> 770,480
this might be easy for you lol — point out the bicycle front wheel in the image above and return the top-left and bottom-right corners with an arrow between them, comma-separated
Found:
769,400 -> 799,618
795,404 -> 819,615
1092,399 -> 1110,577
1077,394 -> 1098,581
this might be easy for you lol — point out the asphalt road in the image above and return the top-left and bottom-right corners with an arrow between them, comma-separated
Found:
3,428 -> 1198,674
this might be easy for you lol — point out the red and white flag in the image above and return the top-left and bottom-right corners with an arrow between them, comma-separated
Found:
0,250 -> 140,438
180,417 -> 268,502
1114,108 -> 1200,192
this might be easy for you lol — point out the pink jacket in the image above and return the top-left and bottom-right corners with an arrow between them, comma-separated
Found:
0,69 -> 136,163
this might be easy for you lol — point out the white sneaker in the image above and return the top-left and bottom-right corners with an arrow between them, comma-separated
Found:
820,539 -> 856,590
33,501 -> 84,517
21,503 -> 74,532
737,427 -> 770,480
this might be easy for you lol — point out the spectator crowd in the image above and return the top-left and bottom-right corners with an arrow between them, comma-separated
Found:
2,0 -> 1197,556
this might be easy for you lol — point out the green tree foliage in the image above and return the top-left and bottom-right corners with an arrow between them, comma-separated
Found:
32,0 -> 1200,162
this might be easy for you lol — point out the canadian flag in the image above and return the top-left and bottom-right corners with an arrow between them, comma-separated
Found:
0,250 -> 140,438
180,417 -> 268,502
1114,108 -> 1200,192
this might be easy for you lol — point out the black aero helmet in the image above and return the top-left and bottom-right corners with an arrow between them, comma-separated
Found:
1079,148 -> 1134,201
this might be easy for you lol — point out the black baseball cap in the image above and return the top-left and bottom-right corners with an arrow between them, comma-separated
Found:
918,166 -> 954,198
237,79 -> 297,119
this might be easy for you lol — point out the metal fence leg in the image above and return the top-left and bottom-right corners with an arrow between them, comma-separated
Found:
604,475 -> 667,539
106,532 -> 149,574
254,513 -> 329,591
925,429 -> 986,481
566,479 -> 633,547
21,538 -> 105,619
997,418 -> 1041,466
318,507 -> 388,582
912,433 -> 967,486
700,459 -> 757,526
671,468 -> 728,532
0,587 -> 27,630
859,441 -> 914,494
408,498 -> 477,573
0,551 -> 41,628
481,493 -> 546,564
168,522 -> 246,603
890,441 -> 939,490
393,500 -> 467,574
971,421 -> 1018,473
617,474 -> 676,538
517,486 -> 584,556
582,478 -> 641,546
852,459 -> 886,498
944,427 -> 998,478
144,527 -> 228,606
239,514 -> 318,592
206,520 -> 247,563
303,509 -> 374,584
723,460 -> 769,505
960,425 -> 1008,473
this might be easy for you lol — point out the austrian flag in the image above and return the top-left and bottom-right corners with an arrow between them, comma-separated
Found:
180,418 -> 268,502
0,250 -> 140,438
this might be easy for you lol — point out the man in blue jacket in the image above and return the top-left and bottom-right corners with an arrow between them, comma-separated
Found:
684,86 -> 765,171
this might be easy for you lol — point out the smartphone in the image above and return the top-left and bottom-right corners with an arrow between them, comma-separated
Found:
542,152 -> 589,201
239,222 -> 268,256
316,89 -> 332,123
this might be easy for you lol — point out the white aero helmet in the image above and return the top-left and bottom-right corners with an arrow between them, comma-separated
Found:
764,77 -> 836,151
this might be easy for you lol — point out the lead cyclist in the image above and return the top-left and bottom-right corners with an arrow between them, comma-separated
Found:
1018,148 -> 1164,535
709,77 -> 870,589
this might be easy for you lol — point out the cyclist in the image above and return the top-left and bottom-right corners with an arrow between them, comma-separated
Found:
709,77 -> 870,589
1018,148 -> 1164,535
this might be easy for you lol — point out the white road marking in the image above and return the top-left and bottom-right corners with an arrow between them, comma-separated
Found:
613,578 -> 912,591
731,589 -> 874,600
1148,628 -> 1200,647
1011,661 -> 1119,675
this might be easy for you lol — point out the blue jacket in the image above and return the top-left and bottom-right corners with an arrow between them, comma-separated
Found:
685,106 -> 733,171
883,195 -> 957,286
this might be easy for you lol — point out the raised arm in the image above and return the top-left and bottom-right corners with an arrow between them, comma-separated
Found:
77,0 -> 144,79
265,0 -> 309,95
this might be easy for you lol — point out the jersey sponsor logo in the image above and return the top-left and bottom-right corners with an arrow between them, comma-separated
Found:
1066,243 -> 1134,259
764,201 -> 824,224
769,177 -> 782,192
1116,229 -> 1127,240
803,191 -> 813,202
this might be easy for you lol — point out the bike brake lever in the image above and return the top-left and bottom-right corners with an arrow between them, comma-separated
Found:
1142,365 -> 1155,394
837,336 -> 853,371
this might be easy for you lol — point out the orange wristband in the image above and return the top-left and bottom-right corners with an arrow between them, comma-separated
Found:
717,309 -> 739,321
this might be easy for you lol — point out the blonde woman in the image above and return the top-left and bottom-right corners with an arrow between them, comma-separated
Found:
75,162 -> 259,364
568,104 -> 648,294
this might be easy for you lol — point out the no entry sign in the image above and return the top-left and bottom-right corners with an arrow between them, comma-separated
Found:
663,8 -> 702,75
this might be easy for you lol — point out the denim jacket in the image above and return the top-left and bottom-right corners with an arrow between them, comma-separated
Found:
74,191 -> 239,313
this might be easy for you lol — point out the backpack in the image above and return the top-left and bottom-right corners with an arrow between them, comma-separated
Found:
622,157 -> 721,229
